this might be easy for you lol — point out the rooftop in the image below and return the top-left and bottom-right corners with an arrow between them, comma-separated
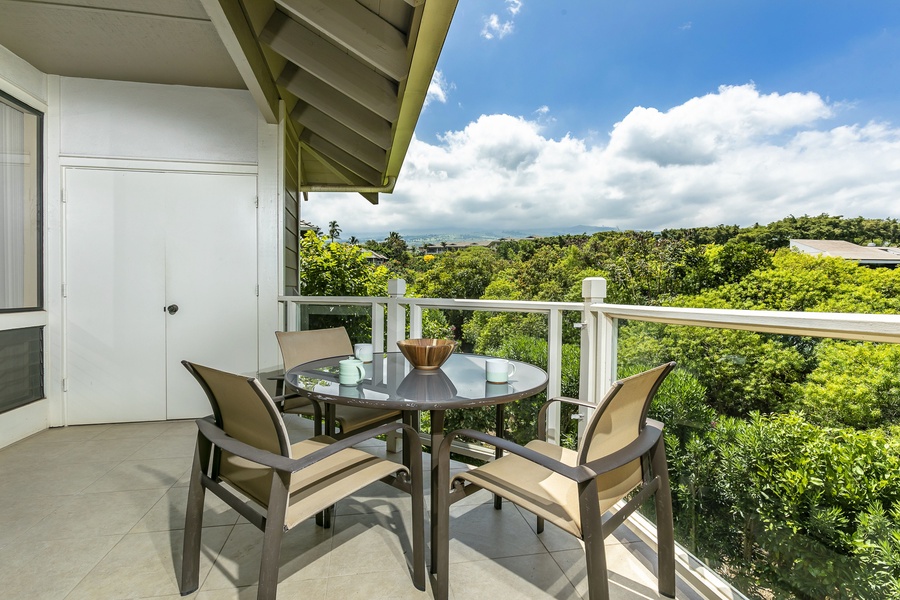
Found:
790,239 -> 900,265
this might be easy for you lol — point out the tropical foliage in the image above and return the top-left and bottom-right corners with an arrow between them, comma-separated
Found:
298,215 -> 900,598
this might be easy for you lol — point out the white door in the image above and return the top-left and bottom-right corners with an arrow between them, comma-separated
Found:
65,168 -> 258,424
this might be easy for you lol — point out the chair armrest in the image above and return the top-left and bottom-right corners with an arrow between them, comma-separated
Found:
537,396 -> 597,440
438,428 -> 593,483
196,418 -> 419,475
581,420 -> 664,476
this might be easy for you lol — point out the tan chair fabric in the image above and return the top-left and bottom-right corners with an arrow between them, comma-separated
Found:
276,328 -> 401,435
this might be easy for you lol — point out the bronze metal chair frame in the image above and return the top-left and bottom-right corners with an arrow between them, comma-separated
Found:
434,362 -> 677,600
180,360 -> 425,600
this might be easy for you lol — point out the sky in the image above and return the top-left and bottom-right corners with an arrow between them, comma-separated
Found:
303,0 -> 900,240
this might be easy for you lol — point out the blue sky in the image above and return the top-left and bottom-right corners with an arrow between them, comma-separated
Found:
304,1 -> 900,239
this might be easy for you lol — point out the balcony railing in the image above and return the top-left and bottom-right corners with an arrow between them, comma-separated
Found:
279,278 -> 900,600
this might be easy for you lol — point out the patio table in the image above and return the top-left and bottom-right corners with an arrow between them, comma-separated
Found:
285,352 -> 549,569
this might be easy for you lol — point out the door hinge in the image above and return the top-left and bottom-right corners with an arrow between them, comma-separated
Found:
254,196 -> 259,208
61,188 -> 66,203
62,378 -> 68,392
61,283 -> 67,298
255,284 -> 259,297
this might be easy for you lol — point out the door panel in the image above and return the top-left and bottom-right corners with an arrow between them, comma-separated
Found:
164,173 -> 258,419
66,169 -> 167,424
65,168 -> 259,424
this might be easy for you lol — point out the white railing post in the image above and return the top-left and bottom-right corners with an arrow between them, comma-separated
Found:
579,277 -> 608,439
386,279 -> 407,348
385,279 -> 407,453
545,308 -> 564,445
286,300 -> 298,332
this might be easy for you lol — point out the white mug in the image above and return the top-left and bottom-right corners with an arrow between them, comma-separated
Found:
485,358 -> 516,383
339,357 -> 366,385
354,342 -> 374,363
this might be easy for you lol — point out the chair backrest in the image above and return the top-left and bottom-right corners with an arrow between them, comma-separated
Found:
183,360 -> 292,457
577,362 -> 675,466
276,327 -> 354,371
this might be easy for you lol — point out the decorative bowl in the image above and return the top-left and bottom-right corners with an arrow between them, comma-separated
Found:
396,338 -> 456,370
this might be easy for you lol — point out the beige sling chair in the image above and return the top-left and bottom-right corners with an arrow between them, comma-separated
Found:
180,361 -> 425,600
434,362 -> 677,600
275,328 -> 401,437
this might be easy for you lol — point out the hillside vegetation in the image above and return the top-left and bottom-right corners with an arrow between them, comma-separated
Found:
300,214 -> 900,599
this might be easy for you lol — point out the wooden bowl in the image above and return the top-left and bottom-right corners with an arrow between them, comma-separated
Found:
396,338 -> 456,370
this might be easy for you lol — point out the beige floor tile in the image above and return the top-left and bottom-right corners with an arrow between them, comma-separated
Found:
128,432 -> 200,460
31,424 -> 112,443
327,510 -> 420,578
323,569 -> 430,599
131,485 -> 240,533
448,553 -> 582,600
91,421 -> 173,441
65,526 -> 232,600
0,493 -> 66,547
446,501 -> 548,564
82,457 -> 193,493
52,437 -> 146,464
0,534 -> 121,600
24,488 -> 166,541
0,460 -> 119,498
202,521 -> 333,590
0,439 -> 83,473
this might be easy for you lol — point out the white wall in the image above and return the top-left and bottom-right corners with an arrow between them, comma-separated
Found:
59,78 -> 258,163
0,49 -> 282,445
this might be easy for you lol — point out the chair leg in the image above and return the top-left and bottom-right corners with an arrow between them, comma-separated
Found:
180,439 -> 207,596
579,480 -> 610,600
258,472 -> 290,600
652,438 -> 677,598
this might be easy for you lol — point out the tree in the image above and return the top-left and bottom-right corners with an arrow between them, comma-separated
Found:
347,235 -> 359,245
328,220 -> 341,244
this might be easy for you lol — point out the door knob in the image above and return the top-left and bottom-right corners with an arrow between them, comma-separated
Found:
166,304 -> 179,315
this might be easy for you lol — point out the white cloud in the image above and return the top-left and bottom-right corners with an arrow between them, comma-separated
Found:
301,84 -> 900,238
424,70 -> 450,108
481,0 -> 522,39
481,14 -> 514,39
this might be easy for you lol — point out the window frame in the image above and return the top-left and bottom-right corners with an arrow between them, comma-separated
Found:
0,89 -> 44,314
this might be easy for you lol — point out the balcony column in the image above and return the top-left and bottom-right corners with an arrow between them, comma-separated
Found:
579,277 -> 609,438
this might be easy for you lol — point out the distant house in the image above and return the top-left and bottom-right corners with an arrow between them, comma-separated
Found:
361,250 -> 388,265
421,241 -> 494,254
790,239 -> 900,268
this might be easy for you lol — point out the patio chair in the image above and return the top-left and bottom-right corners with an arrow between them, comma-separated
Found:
434,362 -> 677,600
180,361 -> 425,600
275,328 -> 401,437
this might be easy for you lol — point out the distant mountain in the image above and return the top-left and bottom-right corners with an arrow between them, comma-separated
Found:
349,225 -> 616,245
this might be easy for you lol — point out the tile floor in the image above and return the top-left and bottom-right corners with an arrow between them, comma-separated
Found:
0,417 -> 706,599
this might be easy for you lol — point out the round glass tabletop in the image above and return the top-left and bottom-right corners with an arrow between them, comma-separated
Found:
286,352 -> 549,411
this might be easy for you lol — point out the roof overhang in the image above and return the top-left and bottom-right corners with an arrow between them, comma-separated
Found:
201,0 -> 457,201
0,0 -> 457,202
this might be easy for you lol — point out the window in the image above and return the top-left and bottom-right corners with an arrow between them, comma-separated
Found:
0,327 -> 43,414
0,91 -> 42,311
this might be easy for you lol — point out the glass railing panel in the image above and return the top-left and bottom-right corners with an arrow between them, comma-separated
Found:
617,319 -> 900,599
296,303 -> 375,346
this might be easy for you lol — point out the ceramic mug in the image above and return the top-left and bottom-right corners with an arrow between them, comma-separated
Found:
354,342 -> 374,363
485,358 -> 516,383
339,357 -> 366,385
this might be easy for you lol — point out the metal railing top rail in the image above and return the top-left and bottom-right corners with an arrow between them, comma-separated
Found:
281,295 -> 583,313
593,303 -> 900,344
